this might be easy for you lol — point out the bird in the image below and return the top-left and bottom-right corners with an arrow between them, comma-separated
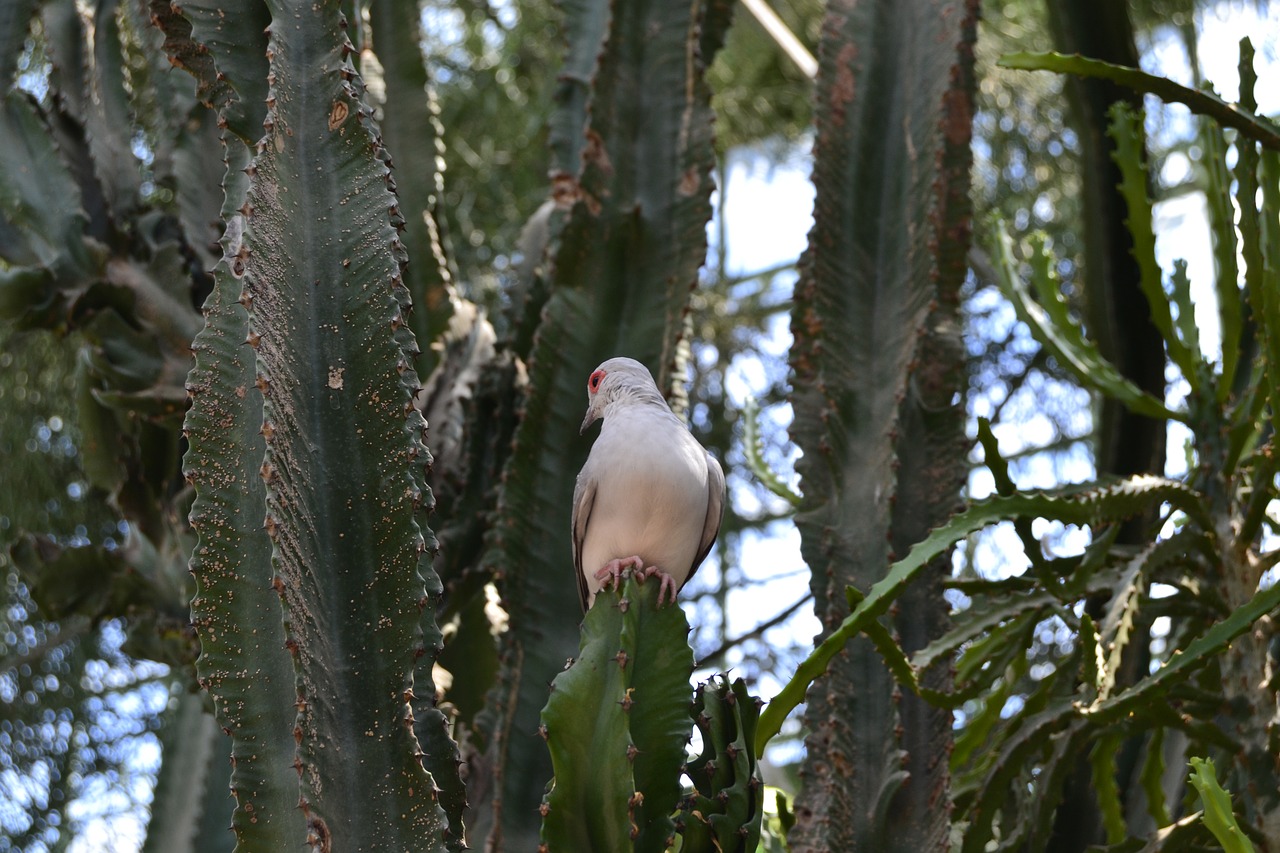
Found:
571,357 -> 726,610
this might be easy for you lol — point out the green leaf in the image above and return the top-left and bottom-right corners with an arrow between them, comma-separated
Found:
1087,578 -> 1280,722
1187,757 -> 1256,853
1091,732 -> 1126,844
998,50 -> 1280,151
1139,727 -> 1169,828
987,219 -> 1180,421
1200,101 -> 1241,396
960,705 -> 1086,853
756,475 -> 1208,753
241,0 -> 448,846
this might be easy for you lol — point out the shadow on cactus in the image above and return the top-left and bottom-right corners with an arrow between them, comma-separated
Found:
538,570 -> 763,852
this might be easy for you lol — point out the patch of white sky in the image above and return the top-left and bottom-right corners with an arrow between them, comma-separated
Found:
686,143 -> 816,712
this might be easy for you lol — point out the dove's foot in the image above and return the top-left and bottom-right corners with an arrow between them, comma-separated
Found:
639,566 -> 680,607
594,556 -> 646,592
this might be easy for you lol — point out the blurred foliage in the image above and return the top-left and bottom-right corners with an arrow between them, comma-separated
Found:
707,0 -> 820,153
0,327 -> 165,852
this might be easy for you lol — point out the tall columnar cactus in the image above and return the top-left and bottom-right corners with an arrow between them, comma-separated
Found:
180,0 -> 455,847
473,0 -> 734,846
785,0 -> 978,849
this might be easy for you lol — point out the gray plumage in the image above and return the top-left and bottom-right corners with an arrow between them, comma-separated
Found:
572,357 -> 726,610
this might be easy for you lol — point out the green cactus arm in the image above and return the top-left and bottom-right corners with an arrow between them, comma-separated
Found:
1258,150 -> 1280,442
617,579 -> 696,852
785,1 -> 978,846
151,0 -> 271,144
546,0 -> 611,178
741,397 -> 800,508
998,50 -> 1280,151
84,0 -> 142,214
182,138 -> 306,849
240,0 -> 447,846
1187,757 -> 1257,853
138,689 -> 230,853
367,0 -> 454,379
539,575 -> 647,852
0,92 -> 94,285
536,573 -> 694,852
678,676 -> 763,853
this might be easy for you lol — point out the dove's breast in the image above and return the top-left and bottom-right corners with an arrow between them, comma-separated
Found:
580,413 -> 711,595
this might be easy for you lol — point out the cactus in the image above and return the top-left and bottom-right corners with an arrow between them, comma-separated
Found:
538,583 -> 766,853
678,675 -> 765,853
539,571 -> 695,853
783,0 -> 977,848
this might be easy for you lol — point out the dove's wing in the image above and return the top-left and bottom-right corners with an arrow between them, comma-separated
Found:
687,451 -> 726,586
571,468 -> 597,611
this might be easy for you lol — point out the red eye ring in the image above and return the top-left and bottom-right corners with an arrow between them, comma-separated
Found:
588,369 -> 606,393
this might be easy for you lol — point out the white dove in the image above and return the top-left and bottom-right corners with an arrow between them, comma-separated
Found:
572,357 -> 726,609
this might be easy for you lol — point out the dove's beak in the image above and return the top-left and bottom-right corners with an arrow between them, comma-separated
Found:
580,409 -> 599,434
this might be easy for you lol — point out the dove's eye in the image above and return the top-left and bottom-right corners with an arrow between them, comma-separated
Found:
588,369 -> 606,393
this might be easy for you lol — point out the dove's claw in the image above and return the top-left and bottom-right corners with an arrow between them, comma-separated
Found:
640,566 -> 679,607
594,556 -> 646,590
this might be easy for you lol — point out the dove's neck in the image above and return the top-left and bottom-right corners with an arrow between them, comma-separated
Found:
604,384 -> 681,425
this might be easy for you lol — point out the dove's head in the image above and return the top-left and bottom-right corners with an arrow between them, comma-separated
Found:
580,357 -> 666,433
